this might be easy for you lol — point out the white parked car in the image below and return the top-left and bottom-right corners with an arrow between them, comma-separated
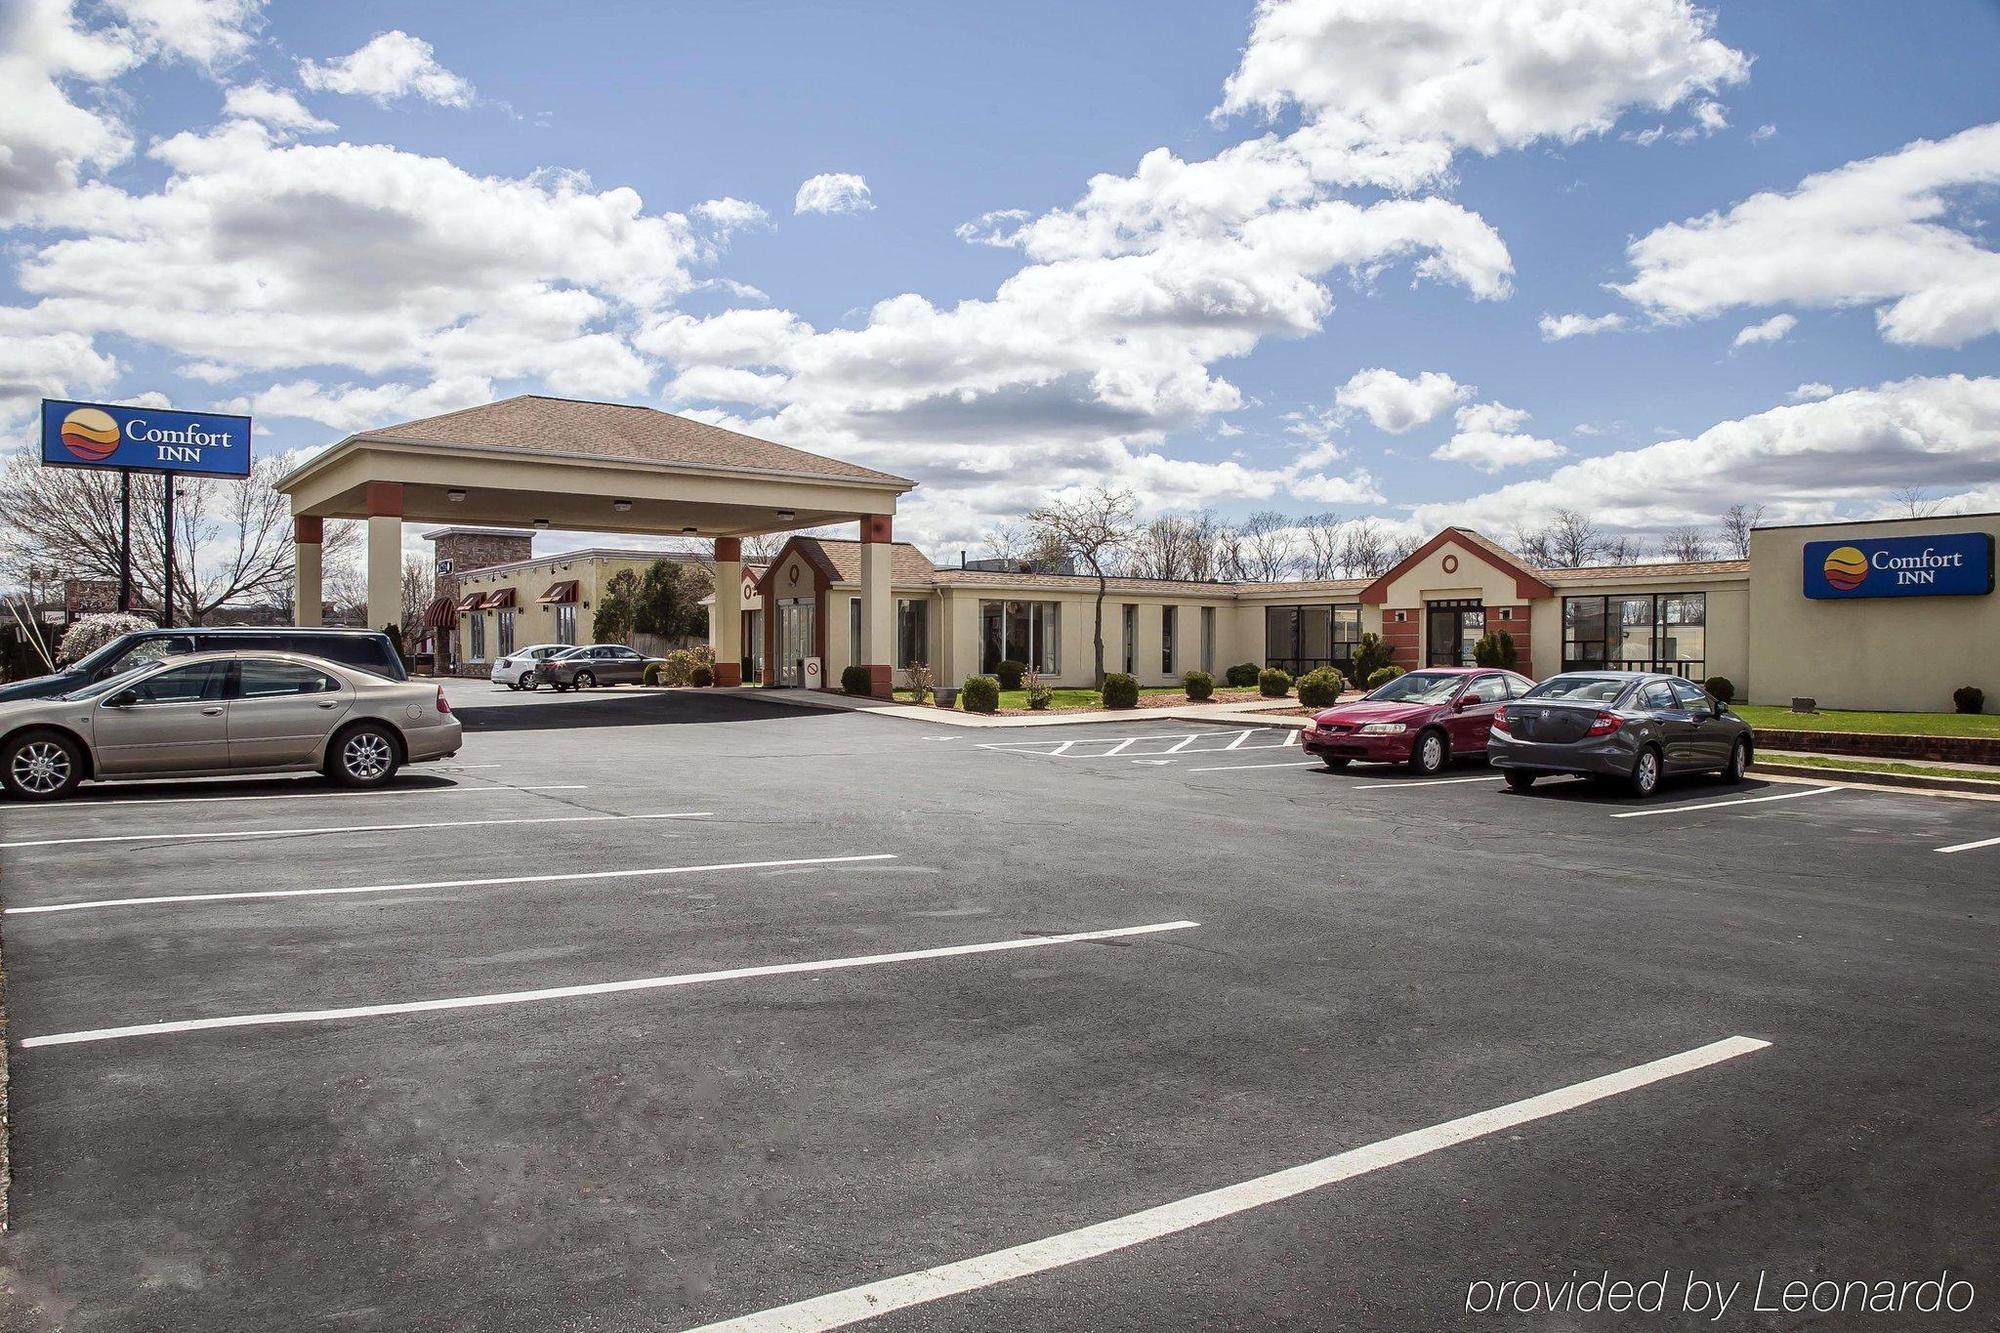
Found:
490,643 -> 575,690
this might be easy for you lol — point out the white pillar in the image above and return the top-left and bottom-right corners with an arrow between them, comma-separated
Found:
860,515 -> 894,698
365,482 -> 403,636
294,515 -> 323,626
712,538 -> 743,685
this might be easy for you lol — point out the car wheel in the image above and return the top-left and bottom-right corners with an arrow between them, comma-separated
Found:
1409,729 -> 1448,776
1504,769 -> 1536,791
1628,746 -> 1662,798
520,672 -> 536,690
1721,737 -> 1749,784
573,670 -> 596,690
330,722 -> 401,788
3,729 -> 85,801
1322,756 -> 1350,771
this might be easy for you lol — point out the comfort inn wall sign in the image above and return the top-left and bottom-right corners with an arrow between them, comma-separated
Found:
1803,533 -> 1995,600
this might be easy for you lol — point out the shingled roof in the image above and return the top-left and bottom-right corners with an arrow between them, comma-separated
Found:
355,395 -> 912,487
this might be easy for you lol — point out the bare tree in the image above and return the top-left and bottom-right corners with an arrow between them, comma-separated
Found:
1658,524 -> 1713,563
0,454 -> 356,624
1511,522 -> 1554,568
1134,515 -> 1202,582
741,532 -> 786,563
1719,502 -> 1765,559
1889,485 -> 1946,518
1599,534 -> 1649,566
400,555 -> 435,636
1239,510 -> 1300,582
1338,518 -> 1397,578
1298,513 -> 1348,579
1023,487 -> 1139,686
978,523 -> 1027,565
1522,509 -> 1604,569
1211,522 -> 1249,581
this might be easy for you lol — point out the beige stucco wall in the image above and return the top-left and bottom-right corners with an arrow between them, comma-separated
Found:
452,551 -> 656,661
1749,514 -> 1999,711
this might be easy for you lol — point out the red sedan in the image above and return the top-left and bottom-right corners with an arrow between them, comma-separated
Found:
1300,666 -> 1536,775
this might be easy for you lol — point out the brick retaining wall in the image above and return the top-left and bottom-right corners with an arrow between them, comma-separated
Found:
1752,727 -> 2000,766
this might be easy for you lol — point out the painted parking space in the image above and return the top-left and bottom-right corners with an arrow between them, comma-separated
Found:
978,725 -> 1300,760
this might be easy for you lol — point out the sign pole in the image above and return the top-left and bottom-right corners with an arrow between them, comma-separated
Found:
118,469 -> 132,612
161,478 -> 176,628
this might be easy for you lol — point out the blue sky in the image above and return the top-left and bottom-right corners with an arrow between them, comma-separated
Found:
4,0 -> 1999,561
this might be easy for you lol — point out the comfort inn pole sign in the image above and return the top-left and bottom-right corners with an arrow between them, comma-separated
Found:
40,398 -> 252,479
1803,533 -> 1996,600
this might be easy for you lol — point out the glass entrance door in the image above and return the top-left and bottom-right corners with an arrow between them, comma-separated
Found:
1425,600 -> 1485,666
776,599 -> 813,685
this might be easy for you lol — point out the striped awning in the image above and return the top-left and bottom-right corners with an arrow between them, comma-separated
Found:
454,593 -> 483,614
480,588 -> 517,610
421,596 -> 458,629
538,580 -> 579,604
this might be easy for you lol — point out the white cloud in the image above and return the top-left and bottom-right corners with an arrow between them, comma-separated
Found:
1431,399 -> 1562,472
693,196 -> 771,235
227,374 -> 495,432
1615,121 -> 2000,347
1750,123 -> 1776,142
1217,0 -> 1747,154
1453,400 -> 1530,433
0,330 -> 120,402
221,83 -> 333,134
104,0 -> 264,71
0,0 -> 142,224
298,30 -> 474,108
1732,312 -> 1796,346
1414,375 -> 2000,534
1538,311 -> 1628,340
1789,381 -> 1834,401
793,172 -> 874,216
1334,367 -> 1468,432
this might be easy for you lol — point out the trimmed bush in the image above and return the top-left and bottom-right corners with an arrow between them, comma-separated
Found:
840,664 -> 872,695
1224,662 -> 1260,688
1955,685 -> 1986,715
961,675 -> 1000,713
1101,672 -> 1139,709
657,648 -> 701,687
1024,670 -> 1054,710
994,659 -> 1029,690
1183,669 -> 1215,701
1472,629 -> 1518,670
1703,675 -> 1736,704
643,661 -> 666,686
690,665 -> 714,688
1366,665 -> 1406,690
1257,667 -> 1292,698
1349,631 -> 1394,685
1296,666 -> 1346,710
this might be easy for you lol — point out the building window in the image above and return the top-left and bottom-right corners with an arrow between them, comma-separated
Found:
1264,604 -> 1361,677
1122,603 -> 1137,675
850,597 -> 862,667
895,598 -> 928,668
1562,592 -> 1707,677
978,600 -> 1059,673
497,610 -> 515,657
1201,605 -> 1215,674
554,603 -> 577,645
1161,606 -> 1177,675
468,614 -> 486,662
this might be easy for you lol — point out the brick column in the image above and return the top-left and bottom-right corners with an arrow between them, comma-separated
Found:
1381,609 -> 1420,668
859,514 -> 894,698
711,537 -> 743,686
293,515 -> 323,626
365,481 -> 403,638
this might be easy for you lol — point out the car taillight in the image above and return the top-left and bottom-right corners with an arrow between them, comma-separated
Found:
1585,710 -> 1622,737
436,687 -> 452,714
497,658 -> 510,668
1491,705 -> 1510,732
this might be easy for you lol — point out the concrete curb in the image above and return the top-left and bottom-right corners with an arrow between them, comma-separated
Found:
707,686 -> 1313,730
1751,760 -> 2000,796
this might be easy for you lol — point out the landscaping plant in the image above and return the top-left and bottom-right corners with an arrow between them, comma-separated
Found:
961,675 -> 1000,713
689,665 -> 714,687
1472,629 -> 1518,670
1023,669 -> 1054,710
995,659 -> 1028,690
1349,631 -> 1394,684
52,612 -> 153,666
1366,665 -> 1406,690
1955,685 -> 1986,715
1224,662 -> 1260,688
1296,666 -> 1345,710
1257,666 -> 1292,698
1704,676 -> 1736,704
840,664 -> 872,695
1101,672 -> 1139,709
1183,669 -> 1215,701
904,661 -> 935,704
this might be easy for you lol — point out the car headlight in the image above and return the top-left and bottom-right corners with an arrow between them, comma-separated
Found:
1358,722 -> 1407,734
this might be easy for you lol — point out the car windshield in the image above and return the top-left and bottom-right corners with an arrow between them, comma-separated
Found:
1365,672 -> 1464,704
1523,675 -> 1630,705
59,662 -> 161,701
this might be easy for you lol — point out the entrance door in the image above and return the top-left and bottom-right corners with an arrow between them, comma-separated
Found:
776,599 -> 813,685
1425,600 -> 1485,667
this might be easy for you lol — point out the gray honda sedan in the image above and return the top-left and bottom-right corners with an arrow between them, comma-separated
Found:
1486,671 -> 1753,797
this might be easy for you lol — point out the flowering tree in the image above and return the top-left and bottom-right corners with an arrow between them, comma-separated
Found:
56,612 -> 154,666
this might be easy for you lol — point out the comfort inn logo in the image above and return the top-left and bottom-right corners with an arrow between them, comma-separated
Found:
58,407 -> 121,462
1805,533 -> 1993,601
1820,545 -> 1869,591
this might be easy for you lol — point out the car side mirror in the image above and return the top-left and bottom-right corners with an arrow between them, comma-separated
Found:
1713,699 -> 1728,717
1454,697 -> 1471,711
104,689 -> 137,708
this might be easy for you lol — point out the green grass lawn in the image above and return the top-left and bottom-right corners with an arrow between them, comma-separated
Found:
1733,704 -> 2000,739
1755,754 -> 2000,783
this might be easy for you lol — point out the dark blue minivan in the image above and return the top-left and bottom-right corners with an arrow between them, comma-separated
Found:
0,627 -> 406,703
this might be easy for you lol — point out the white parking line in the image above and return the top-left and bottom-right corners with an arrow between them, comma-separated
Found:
0,810 -> 709,850
1609,786 -> 1842,820
1935,832 -> 2000,854
978,729 -> 1296,760
683,1035 -> 1770,1333
1185,760 -> 1321,774
6,852 -> 899,916
1351,775 -> 1504,791
39,784 -> 586,809
20,919 -> 1201,1047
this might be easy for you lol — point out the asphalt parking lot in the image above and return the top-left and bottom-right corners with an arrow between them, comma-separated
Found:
1,685 -> 1996,1331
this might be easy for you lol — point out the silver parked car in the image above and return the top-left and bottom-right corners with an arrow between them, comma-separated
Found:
1486,670 -> 1753,797
489,642 -> 571,691
0,650 -> 462,801
534,644 -> 664,691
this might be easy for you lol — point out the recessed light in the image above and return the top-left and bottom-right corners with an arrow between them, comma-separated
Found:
447,488 -> 467,502
777,509 -> 796,521
681,525 -> 697,536
532,518 -> 550,530
612,499 -> 633,513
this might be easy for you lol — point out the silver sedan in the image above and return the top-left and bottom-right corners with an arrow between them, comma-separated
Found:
0,650 -> 463,801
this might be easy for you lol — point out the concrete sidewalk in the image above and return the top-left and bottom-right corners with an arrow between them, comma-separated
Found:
709,686 -> 1315,729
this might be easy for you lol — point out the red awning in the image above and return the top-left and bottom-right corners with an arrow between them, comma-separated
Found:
480,588 -> 517,610
454,593 -> 483,614
538,580 -> 579,604
421,596 -> 457,629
